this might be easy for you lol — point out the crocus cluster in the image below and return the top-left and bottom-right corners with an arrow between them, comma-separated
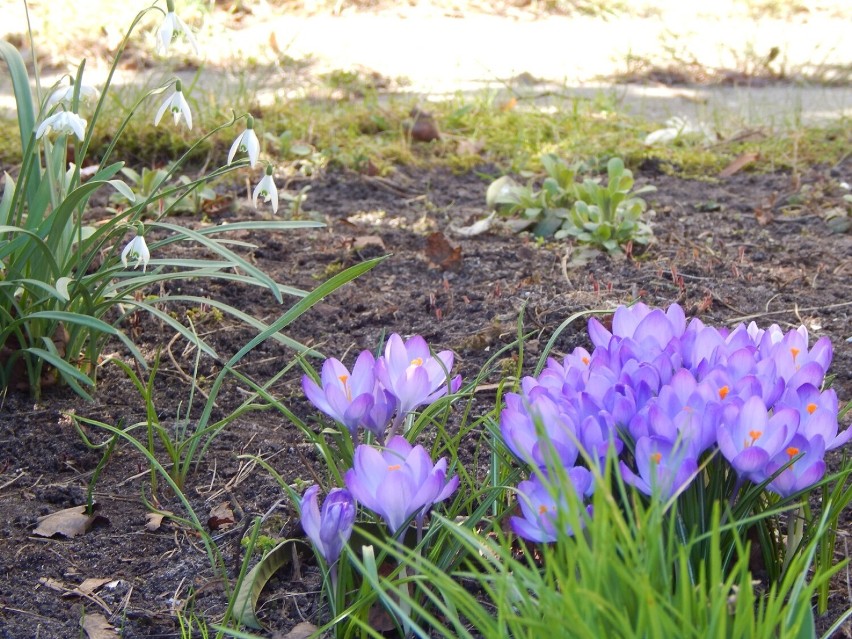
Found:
503,302 -> 849,542
301,336 -> 461,564
302,333 -> 462,442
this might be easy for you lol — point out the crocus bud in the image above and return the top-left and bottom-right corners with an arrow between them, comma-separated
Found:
300,485 -> 355,566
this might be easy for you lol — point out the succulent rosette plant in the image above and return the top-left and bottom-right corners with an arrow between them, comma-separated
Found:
344,436 -> 459,536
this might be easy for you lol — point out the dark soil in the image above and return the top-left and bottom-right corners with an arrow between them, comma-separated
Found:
1,162 -> 851,639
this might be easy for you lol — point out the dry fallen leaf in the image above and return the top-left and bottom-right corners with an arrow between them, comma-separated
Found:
351,235 -> 386,251
456,138 -> 485,156
208,502 -> 235,531
145,511 -> 173,532
281,622 -> 319,639
424,231 -> 462,271
71,578 -> 112,597
451,212 -> 496,237
81,613 -> 119,639
719,152 -> 759,178
34,505 -> 98,538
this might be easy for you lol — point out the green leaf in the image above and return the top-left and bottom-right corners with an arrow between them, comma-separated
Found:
107,179 -> 136,203
24,346 -> 94,400
0,40 -> 40,210
149,221 -> 285,303
232,541 -> 296,629
1,173 -> 16,225
27,310 -> 145,366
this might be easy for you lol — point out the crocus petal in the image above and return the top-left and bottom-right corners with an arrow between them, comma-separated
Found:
300,485 -> 323,554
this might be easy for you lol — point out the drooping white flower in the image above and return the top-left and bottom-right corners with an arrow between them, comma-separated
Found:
154,80 -> 192,129
253,165 -> 279,215
46,82 -> 100,111
156,0 -> 200,56
228,115 -> 260,168
644,116 -> 714,146
120,234 -> 150,272
35,111 -> 88,141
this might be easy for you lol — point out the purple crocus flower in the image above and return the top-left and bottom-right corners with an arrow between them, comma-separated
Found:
375,334 -> 462,434
637,368 -> 720,457
764,433 -> 826,498
499,391 -> 580,469
344,436 -> 459,535
302,350 -> 378,435
588,303 -> 686,351
361,387 -> 398,440
510,469 -> 594,543
619,436 -> 698,498
778,384 -> 852,451
716,396 -> 798,482
300,485 -> 356,566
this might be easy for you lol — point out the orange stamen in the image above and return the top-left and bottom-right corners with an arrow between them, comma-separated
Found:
651,452 -> 663,464
538,505 -> 549,515
388,464 -> 402,471
806,403 -> 817,414
581,356 -> 590,365
748,430 -> 762,445
338,374 -> 351,400
718,385 -> 730,400
790,347 -> 800,360
410,357 -> 423,367
786,447 -> 800,458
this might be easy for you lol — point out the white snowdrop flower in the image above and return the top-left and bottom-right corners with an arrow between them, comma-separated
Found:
121,234 -> 150,272
252,165 -> 279,215
156,0 -> 200,56
46,82 -> 100,111
154,80 -> 193,129
644,116 -> 713,146
228,115 -> 260,168
35,111 -> 87,141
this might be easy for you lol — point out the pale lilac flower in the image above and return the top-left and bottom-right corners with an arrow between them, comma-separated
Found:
375,333 -> 461,418
120,234 -> 150,272
361,387 -> 398,440
619,436 -> 698,498
154,80 -> 192,129
764,434 -> 826,498
510,469 -> 594,543
35,111 -> 87,141
717,396 -> 798,481
252,165 -> 279,214
499,391 -> 579,469
779,384 -> 852,451
300,485 -> 355,566
227,115 -> 260,168
639,368 -> 721,457
588,303 -> 686,350
156,0 -> 200,56
302,351 -> 377,435
344,436 -> 458,535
